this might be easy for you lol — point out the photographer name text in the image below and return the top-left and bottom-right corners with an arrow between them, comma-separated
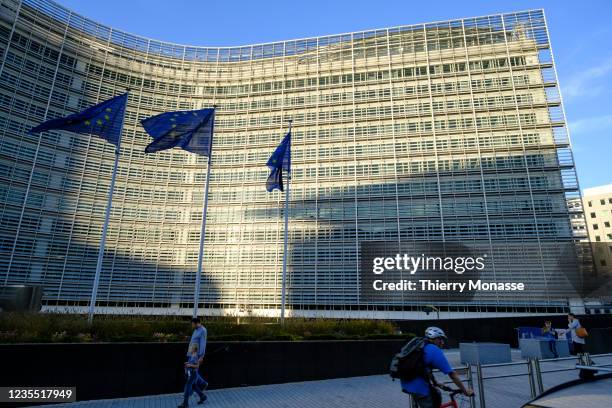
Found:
372,279 -> 525,292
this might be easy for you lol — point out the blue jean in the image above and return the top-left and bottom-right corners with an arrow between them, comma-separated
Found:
409,393 -> 436,408
183,368 -> 206,406
548,339 -> 558,358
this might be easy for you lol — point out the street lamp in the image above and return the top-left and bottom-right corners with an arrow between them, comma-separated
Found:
424,305 -> 440,320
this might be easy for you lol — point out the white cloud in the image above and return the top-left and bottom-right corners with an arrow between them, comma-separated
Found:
570,114 -> 612,136
562,57 -> 612,101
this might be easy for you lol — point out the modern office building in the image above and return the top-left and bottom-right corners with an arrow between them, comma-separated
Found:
567,197 -> 588,242
583,184 -> 612,275
0,0 -> 589,318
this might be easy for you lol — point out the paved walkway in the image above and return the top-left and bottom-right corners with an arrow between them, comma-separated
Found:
529,377 -> 612,408
29,352 -> 612,408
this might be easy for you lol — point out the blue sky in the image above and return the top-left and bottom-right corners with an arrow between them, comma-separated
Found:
56,0 -> 611,190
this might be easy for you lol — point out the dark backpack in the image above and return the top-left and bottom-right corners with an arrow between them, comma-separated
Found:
390,337 -> 427,381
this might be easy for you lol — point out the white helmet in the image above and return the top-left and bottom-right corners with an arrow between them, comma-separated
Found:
425,326 -> 447,340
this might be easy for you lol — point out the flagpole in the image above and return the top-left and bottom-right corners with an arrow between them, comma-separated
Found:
87,96 -> 128,324
280,120 -> 292,325
193,108 -> 215,319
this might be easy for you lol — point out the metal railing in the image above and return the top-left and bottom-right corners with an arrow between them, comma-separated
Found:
471,352 -> 612,407
576,365 -> 612,372
413,352 -> 612,408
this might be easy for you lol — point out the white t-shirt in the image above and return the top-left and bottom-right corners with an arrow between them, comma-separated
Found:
568,319 -> 585,344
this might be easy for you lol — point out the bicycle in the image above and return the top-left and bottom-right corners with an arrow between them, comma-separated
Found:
437,384 -> 473,408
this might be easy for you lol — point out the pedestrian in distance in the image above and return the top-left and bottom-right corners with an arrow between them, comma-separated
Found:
178,317 -> 208,407
567,313 -> 587,355
541,320 -> 558,358
178,342 -> 207,407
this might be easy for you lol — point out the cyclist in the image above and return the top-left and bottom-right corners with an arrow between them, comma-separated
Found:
402,327 -> 474,408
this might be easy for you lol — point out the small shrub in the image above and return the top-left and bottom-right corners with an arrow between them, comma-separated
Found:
0,312 -> 400,343
51,331 -> 68,342
361,333 -> 414,340
209,334 -> 257,341
76,333 -> 93,342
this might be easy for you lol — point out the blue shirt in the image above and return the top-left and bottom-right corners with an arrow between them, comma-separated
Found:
187,326 -> 207,359
185,353 -> 199,376
187,354 -> 198,365
401,343 -> 454,396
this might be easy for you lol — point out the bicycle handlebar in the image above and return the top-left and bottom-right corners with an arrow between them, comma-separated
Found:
437,384 -> 474,398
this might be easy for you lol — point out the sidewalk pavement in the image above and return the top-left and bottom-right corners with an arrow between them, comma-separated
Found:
29,351 -> 612,408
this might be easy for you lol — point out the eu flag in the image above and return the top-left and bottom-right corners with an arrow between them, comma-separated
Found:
29,93 -> 128,147
266,132 -> 291,192
141,108 -> 215,156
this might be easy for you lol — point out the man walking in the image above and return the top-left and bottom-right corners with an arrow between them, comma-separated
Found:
178,317 -> 208,407
189,317 -> 207,366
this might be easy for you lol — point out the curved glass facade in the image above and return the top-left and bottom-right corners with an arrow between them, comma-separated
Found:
0,0 -> 585,318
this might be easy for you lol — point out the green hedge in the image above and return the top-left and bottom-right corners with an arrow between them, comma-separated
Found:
0,313 -> 411,343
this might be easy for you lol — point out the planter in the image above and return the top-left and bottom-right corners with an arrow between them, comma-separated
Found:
0,339 -> 406,401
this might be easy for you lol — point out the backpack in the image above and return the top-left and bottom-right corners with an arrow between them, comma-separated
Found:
390,337 -> 427,381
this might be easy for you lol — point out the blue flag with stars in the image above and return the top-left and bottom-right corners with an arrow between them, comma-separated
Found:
266,131 -> 291,192
141,108 -> 215,156
29,93 -> 128,147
